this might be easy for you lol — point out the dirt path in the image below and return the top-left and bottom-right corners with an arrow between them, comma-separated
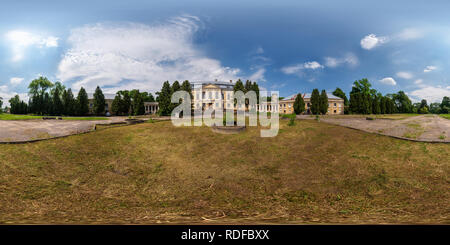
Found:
0,117 -> 127,143
298,114 -> 449,142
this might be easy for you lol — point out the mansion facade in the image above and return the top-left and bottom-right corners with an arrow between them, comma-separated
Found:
87,81 -> 344,116
190,81 -> 344,115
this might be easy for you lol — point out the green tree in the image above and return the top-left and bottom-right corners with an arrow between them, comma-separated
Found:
121,91 -> 132,115
293,93 -> 305,115
319,90 -> 329,115
429,102 -> 441,114
76,87 -> 89,116
93,86 -> 106,115
62,88 -> 76,116
0,97 -> 3,112
393,91 -> 413,113
131,90 -> 145,115
111,93 -> 122,115
43,92 -> 52,115
233,79 -> 245,93
157,81 -> 172,116
52,88 -> 64,115
310,89 -> 320,115
418,99 -> 429,114
180,80 -> 192,98
332,87 -> 349,114
28,76 -> 53,97
380,96 -> 387,114
28,76 -> 54,115
440,96 -> 450,113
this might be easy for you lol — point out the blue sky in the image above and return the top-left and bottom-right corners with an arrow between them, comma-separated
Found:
1,0 -> 449,105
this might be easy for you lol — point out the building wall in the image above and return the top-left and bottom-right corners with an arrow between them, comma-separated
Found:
279,98 -> 344,115
88,99 -> 114,115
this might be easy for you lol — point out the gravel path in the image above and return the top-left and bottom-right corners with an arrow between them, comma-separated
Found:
0,117 -> 127,143
297,114 -> 450,142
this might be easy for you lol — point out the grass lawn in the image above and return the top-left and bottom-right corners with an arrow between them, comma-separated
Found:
439,114 -> 450,120
0,120 -> 448,224
0,114 -> 107,121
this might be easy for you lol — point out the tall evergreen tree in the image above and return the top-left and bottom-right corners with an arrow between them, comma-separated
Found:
121,91 -> 132,115
93,86 -> 106,115
233,79 -> 245,93
293,93 -> 305,115
157,81 -> 172,116
180,80 -> 192,98
63,88 -> 76,116
319,90 -> 329,115
76,87 -> 89,116
132,90 -> 145,115
52,88 -> 64,115
440,96 -> 450,113
310,89 -> 320,115
111,93 -> 122,115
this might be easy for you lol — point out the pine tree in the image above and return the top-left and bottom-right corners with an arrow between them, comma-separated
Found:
157,81 -> 172,116
310,89 -> 320,115
76,87 -> 89,116
63,89 -> 76,116
319,90 -> 328,115
293,93 -> 305,115
93,86 -> 106,115
52,88 -> 63,115
121,91 -> 132,115
111,93 -> 122,116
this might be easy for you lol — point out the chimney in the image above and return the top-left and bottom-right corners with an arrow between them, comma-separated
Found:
230,80 -> 232,83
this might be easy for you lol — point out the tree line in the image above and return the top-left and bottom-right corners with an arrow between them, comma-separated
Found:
6,76 -> 156,116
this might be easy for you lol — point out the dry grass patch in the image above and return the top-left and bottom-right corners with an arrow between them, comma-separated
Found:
0,120 -> 448,224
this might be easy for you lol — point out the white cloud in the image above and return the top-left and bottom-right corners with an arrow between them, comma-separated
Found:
379,77 -> 397,85
409,86 -> 450,103
281,61 -> 323,76
5,30 -> 59,62
360,34 -> 388,50
248,68 -> 266,82
414,79 -> 423,84
10,77 -> 24,85
396,71 -> 413,79
424,65 -> 437,72
56,16 -> 242,93
303,61 -> 323,69
324,53 -> 358,68
396,28 -> 424,40
0,85 -> 29,107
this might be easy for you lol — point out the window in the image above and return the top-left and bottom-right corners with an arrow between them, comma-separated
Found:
215,102 -> 219,107
90,103 -> 93,108
208,91 -> 212,99
334,103 -> 337,107
227,93 -> 230,100
215,91 -> 219,99
202,92 -> 205,99
334,110 -> 336,113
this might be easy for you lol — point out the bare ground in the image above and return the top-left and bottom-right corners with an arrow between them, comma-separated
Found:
298,114 -> 450,142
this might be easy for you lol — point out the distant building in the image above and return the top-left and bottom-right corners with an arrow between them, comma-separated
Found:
87,93 -> 115,115
278,93 -> 344,115
191,80 -> 238,112
144,102 -> 159,114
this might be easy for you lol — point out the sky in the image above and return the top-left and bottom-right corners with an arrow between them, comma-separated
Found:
1,0 -> 450,106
